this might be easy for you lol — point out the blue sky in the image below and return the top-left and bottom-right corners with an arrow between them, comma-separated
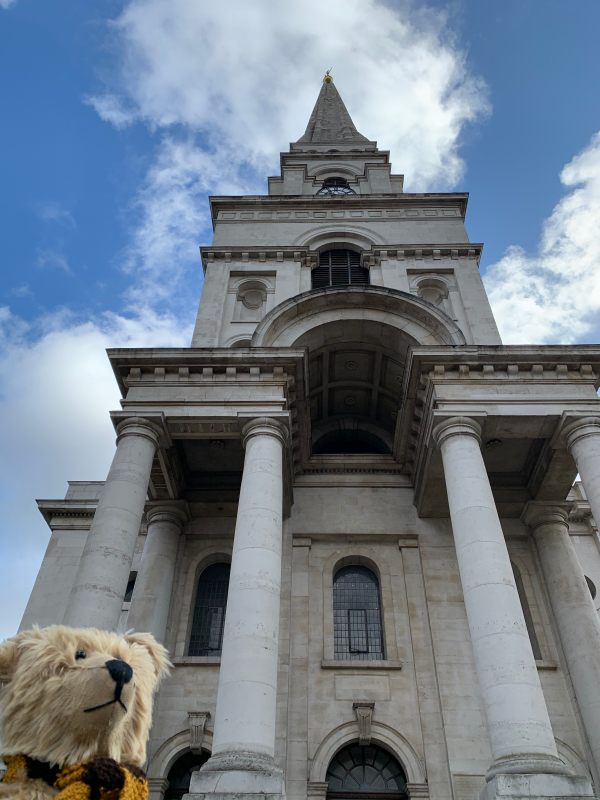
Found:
1,0 -> 600,639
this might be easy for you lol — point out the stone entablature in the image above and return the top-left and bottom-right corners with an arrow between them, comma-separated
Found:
215,207 -> 463,221
209,192 -> 468,227
394,345 -> 600,517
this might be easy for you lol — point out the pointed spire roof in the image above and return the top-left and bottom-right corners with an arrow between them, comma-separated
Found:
295,73 -> 371,146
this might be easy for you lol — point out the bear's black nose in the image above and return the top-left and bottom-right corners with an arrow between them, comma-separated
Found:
105,658 -> 133,687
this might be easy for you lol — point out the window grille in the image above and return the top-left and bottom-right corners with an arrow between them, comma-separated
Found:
333,565 -> 384,660
188,563 -> 230,656
326,743 -> 407,799
312,249 -> 370,289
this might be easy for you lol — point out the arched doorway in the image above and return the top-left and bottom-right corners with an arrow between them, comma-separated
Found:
326,743 -> 408,800
164,750 -> 210,800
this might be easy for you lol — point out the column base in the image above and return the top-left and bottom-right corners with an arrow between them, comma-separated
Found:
185,751 -> 284,800
480,773 -> 595,800
487,754 -> 573,780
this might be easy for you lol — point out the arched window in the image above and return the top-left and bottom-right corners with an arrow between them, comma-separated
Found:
165,751 -> 209,800
511,561 -> 542,660
326,744 -> 407,800
312,249 -> 370,290
317,176 -> 357,196
188,563 -> 230,656
333,565 -> 384,660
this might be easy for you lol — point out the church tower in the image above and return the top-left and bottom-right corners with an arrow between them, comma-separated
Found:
22,76 -> 600,800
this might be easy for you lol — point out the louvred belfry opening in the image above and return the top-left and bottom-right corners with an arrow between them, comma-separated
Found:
312,249 -> 370,289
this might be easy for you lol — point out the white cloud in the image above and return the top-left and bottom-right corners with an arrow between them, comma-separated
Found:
37,202 -> 77,230
91,0 -> 489,190
1,0 -> 491,639
484,132 -> 600,344
0,0 -> 17,9
0,308 -> 190,640
85,93 -> 137,129
36,248 -> 72,274
122,137 -> 255,309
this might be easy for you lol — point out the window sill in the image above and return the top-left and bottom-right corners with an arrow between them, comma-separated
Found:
321,659 -> 403,670
172,656 -> 221,666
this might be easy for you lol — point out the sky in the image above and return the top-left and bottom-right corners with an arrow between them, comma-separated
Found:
1,0 -> 600,641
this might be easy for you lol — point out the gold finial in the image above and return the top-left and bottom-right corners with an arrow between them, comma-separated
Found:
323,69 -> 333,83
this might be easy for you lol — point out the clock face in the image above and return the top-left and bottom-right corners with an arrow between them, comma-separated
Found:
317,177 -> 356,196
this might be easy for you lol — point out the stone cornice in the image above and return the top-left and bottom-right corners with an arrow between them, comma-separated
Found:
280,148 -> 387,166
199,243 -> 483,272
108,347 -> 306,397
36,499 -> 98,528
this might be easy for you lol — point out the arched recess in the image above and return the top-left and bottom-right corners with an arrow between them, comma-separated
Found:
252,286 -> 466,349
147,728 -> 213,783
253,287 -> 464,456
323,550 -> 401,663
173,548 -> 232,658
309,722 -> 425,785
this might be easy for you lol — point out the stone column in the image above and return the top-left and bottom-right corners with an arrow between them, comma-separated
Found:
190,417 -> 288,798
126,503 -> 187,642
528,503 -> 600,777
63,417 -> 160,630
432,417 -> 564,779
563,417 -> 600,527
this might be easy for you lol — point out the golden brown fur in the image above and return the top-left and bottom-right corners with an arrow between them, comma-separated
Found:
0,626 -> 171,799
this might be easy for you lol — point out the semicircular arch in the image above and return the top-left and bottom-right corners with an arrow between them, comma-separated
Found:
311,163 -> 363,179
147,729 -> 213,781
293,225 -> 379,249
309,721 -> 425,785
252,286 -> 466,348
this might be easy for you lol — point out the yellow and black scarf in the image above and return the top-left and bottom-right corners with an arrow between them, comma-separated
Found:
2,754 -> 148,800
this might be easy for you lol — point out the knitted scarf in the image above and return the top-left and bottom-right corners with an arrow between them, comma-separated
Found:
2,754 -> 148,800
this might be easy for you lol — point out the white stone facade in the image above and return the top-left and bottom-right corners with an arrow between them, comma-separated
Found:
21,78 -> 600,800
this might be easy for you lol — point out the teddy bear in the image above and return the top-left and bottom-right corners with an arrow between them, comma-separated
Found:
0,625 -> 171,800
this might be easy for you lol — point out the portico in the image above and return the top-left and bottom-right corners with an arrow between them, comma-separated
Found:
23,75 -> 600,800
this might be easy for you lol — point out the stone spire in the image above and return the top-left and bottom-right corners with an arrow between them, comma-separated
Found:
295,72 -> 371,146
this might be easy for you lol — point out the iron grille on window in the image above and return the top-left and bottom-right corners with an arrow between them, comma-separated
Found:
333,565 -> 384,660
188,563 -> 230,656
311,249 -> 370,289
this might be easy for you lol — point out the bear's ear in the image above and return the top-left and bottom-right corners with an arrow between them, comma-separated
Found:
0,637 -> 19,682
125,632 -> 171,680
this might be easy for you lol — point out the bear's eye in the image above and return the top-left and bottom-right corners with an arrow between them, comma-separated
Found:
75,649 -> 87,660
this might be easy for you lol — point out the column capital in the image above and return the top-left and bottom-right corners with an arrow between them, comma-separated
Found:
561,415 -> 600,450
240,416 -> 289,448
523,501 -> 571,532
145,501 -> 190,528
116,416 -> 162,447
432,415 -> 482,448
